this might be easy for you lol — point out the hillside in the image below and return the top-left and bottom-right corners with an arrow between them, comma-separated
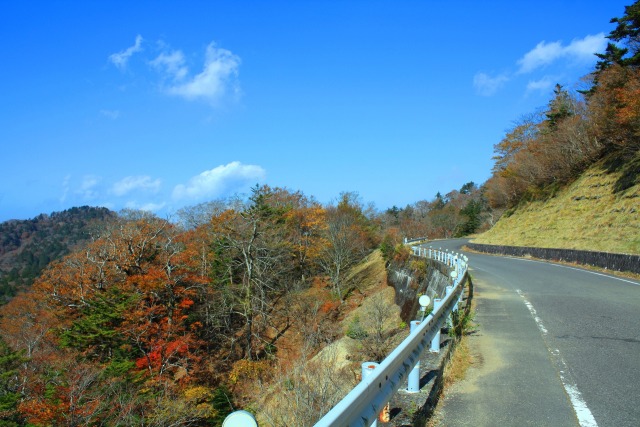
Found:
0,206 -> 115,300
472,159 -> 640,255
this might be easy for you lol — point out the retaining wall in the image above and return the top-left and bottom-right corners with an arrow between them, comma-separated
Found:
388,258 -> 450,323
467,243 -> 640,274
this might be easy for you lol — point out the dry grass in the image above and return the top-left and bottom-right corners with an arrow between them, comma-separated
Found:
442,294 -> 477,390
474,162 -> 640,254
443,337 -> 473,389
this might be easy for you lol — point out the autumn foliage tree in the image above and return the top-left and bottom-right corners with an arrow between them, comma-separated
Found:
318,192 -> 377,300
0,209 -> 231,425
208,186 -> 299,360
0,186 -> 390,424
484,2 -> 640,211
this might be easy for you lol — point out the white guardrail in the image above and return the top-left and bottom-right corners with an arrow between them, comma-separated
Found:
313,244 -> 468,427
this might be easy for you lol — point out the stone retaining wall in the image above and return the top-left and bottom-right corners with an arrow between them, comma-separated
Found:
467,243 -> 640,274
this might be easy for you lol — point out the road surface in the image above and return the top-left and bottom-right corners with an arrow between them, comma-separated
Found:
426,239 -> 640,427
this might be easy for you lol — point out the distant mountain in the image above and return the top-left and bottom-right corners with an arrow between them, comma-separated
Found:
0,206 -> 115,302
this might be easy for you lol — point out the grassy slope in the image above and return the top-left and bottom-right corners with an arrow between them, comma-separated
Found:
473,161 -> 640,255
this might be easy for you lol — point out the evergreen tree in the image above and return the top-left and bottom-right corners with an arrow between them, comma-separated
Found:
609,1 -> 640,67
585,1 -> 640,95
432,192 -> 446,210
458,199 -> 483,236
595,42 -> 629,71
545,84 -> 574,131
0,335 -> 25,426
459,181 -> 476,195
59,286 -> 138,362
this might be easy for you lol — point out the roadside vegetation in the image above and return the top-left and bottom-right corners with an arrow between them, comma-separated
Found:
479,2 -> 640,254
474,157 -> 640,254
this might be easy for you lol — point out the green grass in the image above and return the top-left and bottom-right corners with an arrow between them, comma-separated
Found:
474,161 -> 640,255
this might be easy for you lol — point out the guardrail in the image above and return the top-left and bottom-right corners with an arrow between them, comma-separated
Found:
404,236 -> 427,244
313,245 -> 468,427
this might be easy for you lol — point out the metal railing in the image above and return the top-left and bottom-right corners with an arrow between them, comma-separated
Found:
314,245 -> 468,427
404,236 -> 427,244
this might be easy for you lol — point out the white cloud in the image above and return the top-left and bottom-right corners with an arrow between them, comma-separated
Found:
124,201 -> 167,212
517,40 -> 563,74
100,109 -> 120,119
109,35 -> 143,70
564,33 -> 607,60
525,76 -> 556,94
150,50 -> 189,81
111,38 -> 241,107
112,176 -> 162,196
165,42 -> 241,103
60,175 -> 71,204
77,175 -> 101,200
173,162 -> 266,201
473,72 -> 509,96
517,33 -> 606,74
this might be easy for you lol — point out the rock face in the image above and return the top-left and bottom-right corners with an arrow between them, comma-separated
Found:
387,259 -> 450,323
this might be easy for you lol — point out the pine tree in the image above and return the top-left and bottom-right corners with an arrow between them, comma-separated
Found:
545,84 -> 574,131
0,335 -> 26,426
609,1 -> 640,67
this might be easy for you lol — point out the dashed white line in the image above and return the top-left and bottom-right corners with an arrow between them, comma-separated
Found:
516,289 -> 598,427
517,290 -> 548,335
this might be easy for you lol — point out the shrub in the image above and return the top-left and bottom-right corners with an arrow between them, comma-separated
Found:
345,316 -> 368,340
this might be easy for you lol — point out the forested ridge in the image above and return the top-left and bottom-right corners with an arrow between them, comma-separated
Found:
0,207 -> 115,302
1,2 -> 640,426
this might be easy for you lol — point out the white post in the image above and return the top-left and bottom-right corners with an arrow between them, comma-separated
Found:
430,298 -> 443,353
407,320 -> 422,392
362,362 -> 380,427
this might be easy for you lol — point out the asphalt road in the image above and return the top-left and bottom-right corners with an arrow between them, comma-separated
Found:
426,239 -> 640,427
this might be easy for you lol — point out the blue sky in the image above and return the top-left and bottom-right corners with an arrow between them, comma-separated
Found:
0,0 -> 629,222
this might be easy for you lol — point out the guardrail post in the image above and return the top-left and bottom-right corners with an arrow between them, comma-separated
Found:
430,298 -> 443,353
361,362 -> 380,426
407,320 -> 422,392
223,410 -> 258,427
445,286 -> 455,327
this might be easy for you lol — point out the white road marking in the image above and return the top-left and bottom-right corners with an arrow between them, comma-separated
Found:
516,289 -> 598,427
516,290 -> 548,335
548,263 -> 640,286
501,256 -> 640,286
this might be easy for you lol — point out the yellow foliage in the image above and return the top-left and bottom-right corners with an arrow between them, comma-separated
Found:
183,386 -> 218,418
183,385 -> 212,402
229,359 -> 273,384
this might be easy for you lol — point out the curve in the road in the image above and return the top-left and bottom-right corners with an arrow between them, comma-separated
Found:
422,239 -> 640,427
